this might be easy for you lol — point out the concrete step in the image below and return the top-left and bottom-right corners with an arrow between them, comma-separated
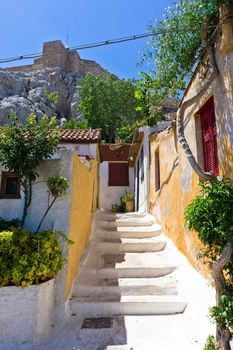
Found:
72,276 -> 178,297
93,252 -> 177,278
70,295 -> 188,316
96,211 -> 148,221
115,214 -> 155,227
96,214 -> 155,229
97,223 -> 162,239
96,237 -> 167,253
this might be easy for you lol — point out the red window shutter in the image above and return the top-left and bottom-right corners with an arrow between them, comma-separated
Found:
200,97 -> 219,176
108,163 -> 129,186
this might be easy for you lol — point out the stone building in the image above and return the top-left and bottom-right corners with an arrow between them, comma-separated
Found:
3,40 -> 109,76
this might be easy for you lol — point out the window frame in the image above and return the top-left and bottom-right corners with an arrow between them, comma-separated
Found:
199,97 -> 219,177
0,171 -> 21,199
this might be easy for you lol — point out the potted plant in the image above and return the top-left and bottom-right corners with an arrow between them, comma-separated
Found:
47,176 -> 69,197
121,191 -> 134,212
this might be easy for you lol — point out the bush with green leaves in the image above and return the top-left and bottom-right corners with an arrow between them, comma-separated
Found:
184,179 -> 233,286
184,179 -> 233,249
210,293 -> 233,329
203,335 -> 217,350
61,118 -> 88,129
185,179 -> 233,346
0,218 -> 22,231
0,228 -> 64,287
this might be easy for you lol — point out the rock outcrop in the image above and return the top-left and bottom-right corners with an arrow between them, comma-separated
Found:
0,40 -> 112,124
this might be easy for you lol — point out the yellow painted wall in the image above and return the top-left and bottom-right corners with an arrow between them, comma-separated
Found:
66,154 -> 98,299
149,39 -> 233,276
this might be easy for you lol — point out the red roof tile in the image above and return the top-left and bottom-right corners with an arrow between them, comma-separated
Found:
59,129 -> 101,143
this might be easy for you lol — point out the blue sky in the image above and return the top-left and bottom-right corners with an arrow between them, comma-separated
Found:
0,0 -> 172,79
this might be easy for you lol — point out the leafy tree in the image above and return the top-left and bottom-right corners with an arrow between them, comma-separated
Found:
61,118 -> 88,129
77,73 -> 144,142
141,0 -> 233,180
0,114 -> 60,226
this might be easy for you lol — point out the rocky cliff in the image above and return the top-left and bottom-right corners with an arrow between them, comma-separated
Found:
0,40 -> 111,124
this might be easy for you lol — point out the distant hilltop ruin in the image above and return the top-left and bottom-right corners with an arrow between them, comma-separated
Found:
3,40 -> 108,76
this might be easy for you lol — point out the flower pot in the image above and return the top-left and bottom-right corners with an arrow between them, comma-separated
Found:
125,201 -> 134,212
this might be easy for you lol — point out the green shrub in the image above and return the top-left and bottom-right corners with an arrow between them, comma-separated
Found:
0,228 -> 64,287
184,179 -> 233,248
0,218 -> 22,231
203,335 -> 217,350
210,292 -> 233,329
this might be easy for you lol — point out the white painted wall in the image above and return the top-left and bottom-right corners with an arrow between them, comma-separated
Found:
0,149 -> 75,340
134,126 -> 156,213
0,279 -> 55,345
99,161 -> 134,210
59,143 -> 97,158
0,149 -> 73,233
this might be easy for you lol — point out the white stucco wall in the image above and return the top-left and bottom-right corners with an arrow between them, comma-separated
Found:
59,143 -> 97,158
99,161 -> 134,210
0,149 -> 74,342
134,126 -> 155,213
0,149 -> 73,233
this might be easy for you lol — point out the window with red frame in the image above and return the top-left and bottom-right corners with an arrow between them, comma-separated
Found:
108,162 -> 129,186
200,97 -> 219,176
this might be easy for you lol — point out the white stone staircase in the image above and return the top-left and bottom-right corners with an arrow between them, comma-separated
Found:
69,211 -> 188,317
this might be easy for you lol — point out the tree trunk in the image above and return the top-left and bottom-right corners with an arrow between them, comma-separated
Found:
36,196 -> 57,233
21,179 -> 29,227
177,43 -> 218,182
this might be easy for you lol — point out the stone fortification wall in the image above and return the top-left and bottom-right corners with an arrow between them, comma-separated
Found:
4,40 -> 108,75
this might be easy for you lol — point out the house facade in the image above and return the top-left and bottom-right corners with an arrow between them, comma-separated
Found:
148,29 -> 233,273
99,144 -> 134,210
0,129 -> 101,311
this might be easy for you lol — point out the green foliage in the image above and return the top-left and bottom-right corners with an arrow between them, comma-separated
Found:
0,218 -> 22,231
121,191 -> 134,204
184,179 -> 233,248
203,335 -> 217,350
47,176 -> 69,197
111,202 -> 125,213
0,228 -> 64,287
78,73 -> 144,142
0,113 -> 60,180
45,91 -> 59,106
61,118 -> 88,129
210,292 -> 233,328
141,0 -> 233,103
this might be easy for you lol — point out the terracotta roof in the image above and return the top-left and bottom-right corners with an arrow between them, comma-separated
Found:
59,129 -> 101,143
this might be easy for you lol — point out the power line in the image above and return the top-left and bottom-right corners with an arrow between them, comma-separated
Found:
0,23 -> 218,65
